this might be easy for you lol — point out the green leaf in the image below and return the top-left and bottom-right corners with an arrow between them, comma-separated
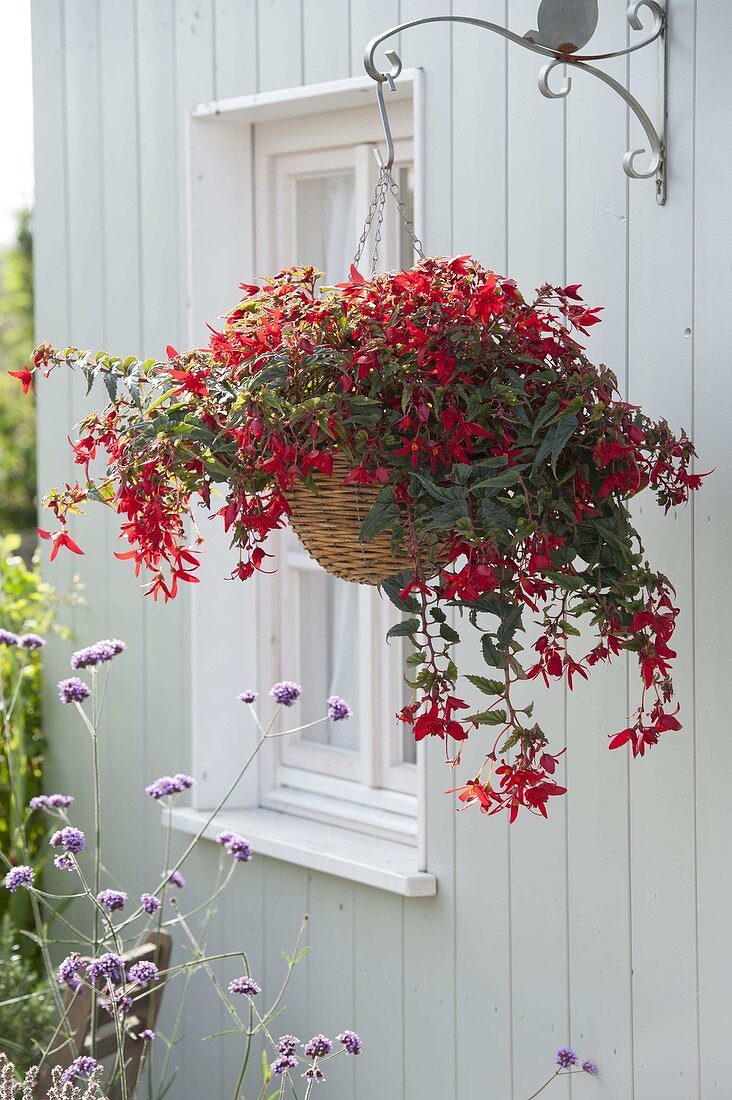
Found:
531,393 -> 561,440
380,572 -> 419,613
439,623 -> 460,643
497,603 -> 523,646
481,634 -> 503,668
468,708 -> 508,726
545,571 -> 585,592
359,487 -> 399,544
471,468 -> 523,493
406,651 -> 426,667
387,617 -> 420,640
550,412 -> 579,474
465,674 -> 504,696
103,372 -> 118,403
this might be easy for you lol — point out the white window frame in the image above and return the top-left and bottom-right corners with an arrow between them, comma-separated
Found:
253,104 -> 420,844
186,74 -> 430,869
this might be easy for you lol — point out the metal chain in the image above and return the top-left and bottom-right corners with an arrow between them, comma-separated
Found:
386,170 -> 425,261
353,165 -> 425,275
353,170 -> 388,269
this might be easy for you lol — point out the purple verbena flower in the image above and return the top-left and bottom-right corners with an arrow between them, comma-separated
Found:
238,690 -> 258,704
145,773 -> 196,800
228,976 -> 261,997
3,865 -> 35,892
18,633 -> 46,650
303,1067 -> 325,1083
70,639 -> 126,669
54,854 -> 76,871
140,892 -> 161,915
50,826 -> 85,853
336,1030 -> 363,1055
127,960 -> 159,987
271,1055 -> 298,1076
58,677 -> 91,704
276,1035 -> 300,1057
87,953 -> 124,985
61,1057 -> 97,1083
327,696 -> 353,722
0,629 -> 19,646
57,953 -> 84,992
139,1029 -> 155,1042
29,793 -> 75,811
556,1048 -> 578,1069
216,831 -> 253,863
582,1060 -> 598,1076
96,889 -> 127,912
270,681 -> 301,707
303,1035 -> 332,1058
161,869 -> 186,889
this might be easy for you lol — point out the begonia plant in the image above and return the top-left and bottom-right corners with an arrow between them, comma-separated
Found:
18,256 -> 703,820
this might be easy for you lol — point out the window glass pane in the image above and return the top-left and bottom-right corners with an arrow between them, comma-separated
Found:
400,635 -> 417,765
295,172 -> 355,280
289,171 -> 360,755
297,570 -> 360,752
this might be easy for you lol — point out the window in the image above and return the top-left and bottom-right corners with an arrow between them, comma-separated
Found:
253,103 -> 422,844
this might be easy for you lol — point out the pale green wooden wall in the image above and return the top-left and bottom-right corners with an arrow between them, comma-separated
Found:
32,1 -> 732,1097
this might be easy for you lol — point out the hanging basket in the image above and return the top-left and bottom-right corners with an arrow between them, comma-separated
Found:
288,457 -> 413,585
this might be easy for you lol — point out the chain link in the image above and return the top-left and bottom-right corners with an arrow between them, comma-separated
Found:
353,166 -> 425,275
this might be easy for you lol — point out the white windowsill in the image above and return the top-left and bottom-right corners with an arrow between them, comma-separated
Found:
169,806 -> 437,898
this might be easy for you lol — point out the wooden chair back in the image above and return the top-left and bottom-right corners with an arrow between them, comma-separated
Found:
48,932 -> 172,1099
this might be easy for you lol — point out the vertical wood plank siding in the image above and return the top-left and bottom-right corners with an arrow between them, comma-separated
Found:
32,2 -> 732,1097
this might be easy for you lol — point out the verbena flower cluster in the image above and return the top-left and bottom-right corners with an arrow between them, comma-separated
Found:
56,638 -> 126,707
0,628 -> 46,650
57,953 -> 84,992
140,892 -> 161,915
556,1048 -> 597,1076
228,976 -> 261,997
57,677 -> 90,705
145,773 -> 195,800
217,831 -> 253,863
2,865 -> 35,892
327,695 -> 353,722
96,889 -> 127,912
62,1055 -> 98,1083
50,827 -> 85,854
26,257 -> 702,820
161,869 -> 186,889
127,960 -> 159,987
269,1031 -> 364,1081
270,681 -> 302,707
70,638 -> 126,668
29,793 -> 74,811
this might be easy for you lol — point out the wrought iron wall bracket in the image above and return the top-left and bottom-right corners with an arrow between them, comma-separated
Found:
364,1 -> 668,205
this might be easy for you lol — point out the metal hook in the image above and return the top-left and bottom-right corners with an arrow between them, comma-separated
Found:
374,66 -> 398,170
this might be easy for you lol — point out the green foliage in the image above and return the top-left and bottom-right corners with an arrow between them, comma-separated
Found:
0,535 -> 79,934
0,915 -> 54,1073
0,209 -> 35,534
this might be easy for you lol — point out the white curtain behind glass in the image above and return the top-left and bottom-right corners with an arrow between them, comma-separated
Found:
294,173 -> 359,752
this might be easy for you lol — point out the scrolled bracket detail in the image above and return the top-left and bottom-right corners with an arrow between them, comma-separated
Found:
364,2 -> 668,205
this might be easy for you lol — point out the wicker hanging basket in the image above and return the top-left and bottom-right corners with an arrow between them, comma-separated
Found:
288,457 -> 414,585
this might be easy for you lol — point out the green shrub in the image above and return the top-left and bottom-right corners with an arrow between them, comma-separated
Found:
0,915 -> 54,1074
0,209 -> 35,535
0,535 -> 81,933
